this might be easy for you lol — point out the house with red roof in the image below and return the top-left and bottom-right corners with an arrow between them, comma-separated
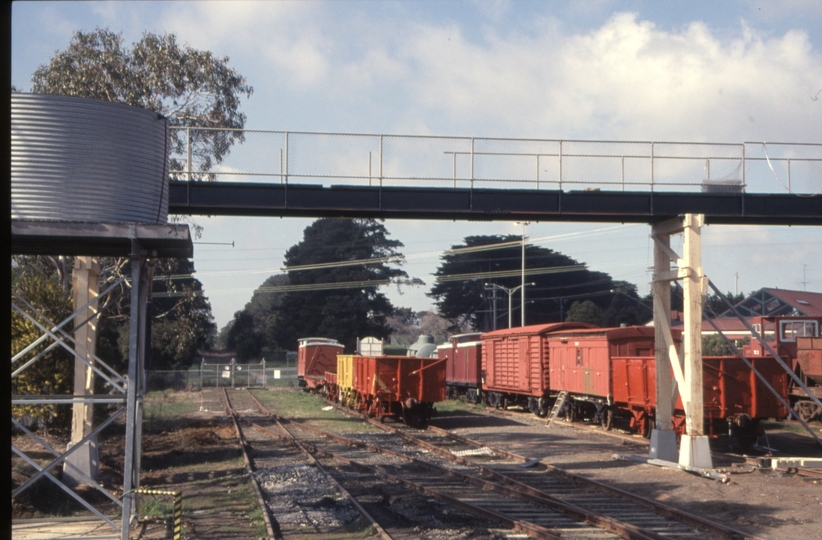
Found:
701,288 -> 822,339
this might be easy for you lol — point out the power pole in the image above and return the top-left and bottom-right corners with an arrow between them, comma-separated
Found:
519,221 -> 529,326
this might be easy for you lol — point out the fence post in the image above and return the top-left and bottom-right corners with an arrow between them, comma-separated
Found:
262,359 -> 267,388
231,358 -> 236,389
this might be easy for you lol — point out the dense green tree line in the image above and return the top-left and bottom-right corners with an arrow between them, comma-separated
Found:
224,219 -> 415,359
428,235 -> 645,332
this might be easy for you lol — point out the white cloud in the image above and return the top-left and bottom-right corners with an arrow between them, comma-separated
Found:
132,4 -> 821,144
14,3 -> 821,326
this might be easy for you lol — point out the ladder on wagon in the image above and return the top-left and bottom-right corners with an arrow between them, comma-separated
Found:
545,391 -> 569,429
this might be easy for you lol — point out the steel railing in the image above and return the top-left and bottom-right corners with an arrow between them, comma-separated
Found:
169,128 -> 822,195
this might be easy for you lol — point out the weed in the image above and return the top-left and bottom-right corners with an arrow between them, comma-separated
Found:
248,505 -> 267,537
139,495 -> 173,519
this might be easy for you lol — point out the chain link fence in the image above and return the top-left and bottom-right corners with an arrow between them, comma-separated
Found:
169,128 -> 821,195
146,364 -> 298,392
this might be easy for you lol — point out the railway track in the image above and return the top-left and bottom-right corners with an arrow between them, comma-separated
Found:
480,402 -> 822,481
226,388 -> 767,540
221,388 -> 391,539
323,400 -> 771,540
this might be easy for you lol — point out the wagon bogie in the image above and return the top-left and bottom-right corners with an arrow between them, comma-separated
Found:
527,396 -> 549,417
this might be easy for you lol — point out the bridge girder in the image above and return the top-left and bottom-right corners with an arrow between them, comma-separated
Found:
169,181 -> 822,225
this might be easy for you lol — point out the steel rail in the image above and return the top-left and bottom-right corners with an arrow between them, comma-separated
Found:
239,393 -> 568,540
248,392 -> 669,540
324,399 -> 765,540
431,425 -> 766,540
220,389 -> 278,540
246,395 -> 394,540
229,389 -> 393,540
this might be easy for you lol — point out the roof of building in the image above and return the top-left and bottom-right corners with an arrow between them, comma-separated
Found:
720,288 -> 822,318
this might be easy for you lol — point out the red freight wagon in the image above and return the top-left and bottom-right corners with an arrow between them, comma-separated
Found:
297,337 -> 344,391
351,355 -> 446,427
442,333 -> 483,403
547,326 -> 789,442
481,322 -> 595,416
547,326 -> 659,431
609,354 -> 788,443
796,336 -> 822,421
742,316 -> 822,421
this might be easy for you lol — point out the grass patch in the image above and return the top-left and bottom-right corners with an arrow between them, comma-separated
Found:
246,492 -> 268,537
432,398 -> 485,416
144,390 -> 205,430
762,419 -> 821,436
249,388 -> 382,433
139,494 -> 174,519
263,376 -> 299,388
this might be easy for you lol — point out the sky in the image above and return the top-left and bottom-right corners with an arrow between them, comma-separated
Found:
11,1 -> 822,331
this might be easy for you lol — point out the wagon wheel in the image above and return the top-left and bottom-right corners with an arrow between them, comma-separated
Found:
794,401 -> 821,422
600,408 -> 613,431
640,415 -> 652,439
402,406 -> 424,428
565,403 -> 576,423
736,420 -> 761,450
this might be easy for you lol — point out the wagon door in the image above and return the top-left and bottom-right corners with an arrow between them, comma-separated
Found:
518,338 -> 531,393
549,342 -> 567,391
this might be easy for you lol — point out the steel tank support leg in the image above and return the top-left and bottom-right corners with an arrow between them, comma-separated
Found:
122,244 -> 150,540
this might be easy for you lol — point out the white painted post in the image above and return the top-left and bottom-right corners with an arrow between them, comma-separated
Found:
650,222 -> 677,461
679,214 -> 712,469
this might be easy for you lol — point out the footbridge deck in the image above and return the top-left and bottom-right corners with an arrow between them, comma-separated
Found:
167,131 -> 821,224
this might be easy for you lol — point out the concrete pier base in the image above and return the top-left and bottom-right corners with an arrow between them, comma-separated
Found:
649,429 -> 678,462
679,434 -> 713,470
62,439 -> 99,487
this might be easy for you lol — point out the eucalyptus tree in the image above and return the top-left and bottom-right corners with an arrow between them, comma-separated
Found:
12,28 -> 249,381
30,27 -> 253,180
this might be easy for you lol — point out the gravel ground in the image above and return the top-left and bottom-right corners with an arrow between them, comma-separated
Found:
433,407 -> 822,540
28,388 -> 810,540
255,464 -> 362,530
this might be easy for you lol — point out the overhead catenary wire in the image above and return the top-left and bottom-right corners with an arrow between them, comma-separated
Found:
196,222 -> 816,282
435,264 -> 587,283
253,278 -> 395,294
279,224 -> 637,273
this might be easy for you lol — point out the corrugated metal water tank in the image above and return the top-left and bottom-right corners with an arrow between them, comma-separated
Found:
11,93 -> 170,224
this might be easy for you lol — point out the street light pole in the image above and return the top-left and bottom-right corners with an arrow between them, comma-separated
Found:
485,282 -> 535,328
518,222 -> 530,326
